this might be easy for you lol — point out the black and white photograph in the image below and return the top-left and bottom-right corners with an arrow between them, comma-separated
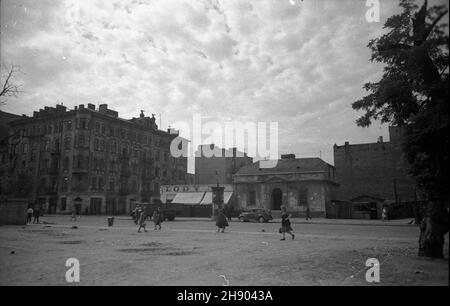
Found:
0,0 -> 448,291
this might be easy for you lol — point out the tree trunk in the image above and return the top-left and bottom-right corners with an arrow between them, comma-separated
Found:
418,199 -> 449,258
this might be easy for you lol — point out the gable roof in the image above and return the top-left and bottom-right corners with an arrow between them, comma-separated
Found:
234,158 -> 332,176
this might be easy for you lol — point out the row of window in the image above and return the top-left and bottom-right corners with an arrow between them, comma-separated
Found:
248,189 -> 309,206
55,176 -> 158,193
17,118 -> 168,148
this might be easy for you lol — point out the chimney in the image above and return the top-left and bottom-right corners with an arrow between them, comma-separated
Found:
87,103 -> 95,110
78,104 -> 85,109
56,104 -> 67,112
99,104 -> 108,114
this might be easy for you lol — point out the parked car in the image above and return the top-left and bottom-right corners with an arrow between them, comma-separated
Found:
238,208 -> 273,223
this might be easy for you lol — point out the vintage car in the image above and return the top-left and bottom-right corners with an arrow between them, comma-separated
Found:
238,208 -> 273,223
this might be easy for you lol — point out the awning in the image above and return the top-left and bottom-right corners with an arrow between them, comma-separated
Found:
172,192 -> 205,205
200,191 -> 233,205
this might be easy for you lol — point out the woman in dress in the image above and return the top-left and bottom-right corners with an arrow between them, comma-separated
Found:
280,206 -> 295,240
216,208 -> 229,233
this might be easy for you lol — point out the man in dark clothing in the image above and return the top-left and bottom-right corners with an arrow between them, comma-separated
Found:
33,207 -> 40,224
305,206 -> 312,220
153,207 -> 163,230
26,207 -> 33,224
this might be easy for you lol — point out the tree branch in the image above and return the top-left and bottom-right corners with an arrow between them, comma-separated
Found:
0,64 -> 23,104
423,9 -> 449,40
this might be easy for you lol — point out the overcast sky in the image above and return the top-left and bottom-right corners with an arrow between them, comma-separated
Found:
1,0 -> 447,167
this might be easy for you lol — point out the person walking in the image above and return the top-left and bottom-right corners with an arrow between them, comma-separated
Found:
152,207 -> 163,230
305,206 -> 312,220
280,206 -> 295,240
225,205 -> 232,222
70,207 -> 77,222
382,206 -> 389,222
216,208 -> 229,233
26,207 -> 33,224
33,206 -> 40,224
137,211 -> 148,233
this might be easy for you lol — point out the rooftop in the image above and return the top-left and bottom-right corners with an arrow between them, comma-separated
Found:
234,157 -> 332,176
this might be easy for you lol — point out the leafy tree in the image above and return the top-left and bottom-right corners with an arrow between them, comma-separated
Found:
353,0 -> 448,258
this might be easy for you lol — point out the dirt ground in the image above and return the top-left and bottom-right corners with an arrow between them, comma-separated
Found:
0,216 -> 448,286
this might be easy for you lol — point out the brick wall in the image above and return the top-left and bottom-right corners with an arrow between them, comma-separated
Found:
334,127 -> 418,202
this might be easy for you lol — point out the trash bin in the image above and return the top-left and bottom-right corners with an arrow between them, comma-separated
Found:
107,217 -> 114,227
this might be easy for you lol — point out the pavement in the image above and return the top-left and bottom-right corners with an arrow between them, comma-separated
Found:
0,215 -> 447,286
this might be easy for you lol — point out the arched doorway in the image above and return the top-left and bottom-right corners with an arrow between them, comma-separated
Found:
272,188 -> 282,210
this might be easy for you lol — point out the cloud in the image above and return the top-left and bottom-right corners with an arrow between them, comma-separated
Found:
1,0 -> 448,166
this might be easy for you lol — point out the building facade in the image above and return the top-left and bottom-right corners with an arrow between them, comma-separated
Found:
333,126 -> 419,203
195,144 -> 253,185
233,155 -> 338,217
0,111 -> 22,196
0,103 -> 188,215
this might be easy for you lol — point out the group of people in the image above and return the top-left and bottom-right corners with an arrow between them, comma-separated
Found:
133,206 -> 164,233
215,206 -> 296,240
26,206 -> 41,224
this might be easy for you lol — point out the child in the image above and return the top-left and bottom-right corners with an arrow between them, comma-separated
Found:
280,206 -> 295,240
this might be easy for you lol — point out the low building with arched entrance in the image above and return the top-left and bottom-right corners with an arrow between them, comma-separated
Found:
233,155 -> 338,218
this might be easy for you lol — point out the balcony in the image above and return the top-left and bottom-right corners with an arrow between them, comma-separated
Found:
48,167 -> 59,175
119,154 -> 130,161
50,148 -> 61,155
141,157 -> 154,165
37,187 -> 57,195
72,168 -> 89,174
119,188 -> 130,196
120,170 -> 131,178
72,184 -> 88,192
46,188 -> 58,195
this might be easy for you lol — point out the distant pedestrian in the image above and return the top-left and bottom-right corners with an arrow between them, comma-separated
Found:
152,207 -> 163,230
305,206 -> 312,220
225,205 -> 232,222
132,207 -> 139,224
26,207 -> 33,224
279,206 -> 295,240
382,206 -> 389,221
70,208 -> 77,222
33,207 -> 40,224
216,208 -> 229,233
137,212 -> 148,233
